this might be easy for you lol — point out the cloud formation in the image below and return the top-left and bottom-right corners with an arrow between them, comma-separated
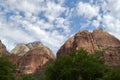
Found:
0,0 -> 70,53
0,0 -> 120,54
75,0 -> 120,39
76,2 -> 99,20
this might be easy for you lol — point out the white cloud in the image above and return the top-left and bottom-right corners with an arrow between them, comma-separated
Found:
104,0 -> 120,19
0,21 -> 35,43
102,14 -> 120,38
44,1 -> 66,23
0,0 -> 120,55
0,0 -> 71,54
92,20 -> 100,28
100,0 -> 120,39
76,2 -> 100,20
54,17 -> 70,33
76,0 -> 120,39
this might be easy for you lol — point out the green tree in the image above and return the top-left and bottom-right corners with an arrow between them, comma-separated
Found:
0,55 -> 16,80
103,68 -> 120,80
45,49 -> 107,80
16,75 -> 37,80
15,74 -> 46,80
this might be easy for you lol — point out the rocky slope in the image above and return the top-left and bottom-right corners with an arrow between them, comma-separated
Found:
57,29 -> 120,67
0,40 -> 8,55
11,41 -> 43,55
9,41 -> 55,75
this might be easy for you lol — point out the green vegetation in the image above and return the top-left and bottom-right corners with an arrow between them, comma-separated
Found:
45,49 -> 107,80
0,49 -> 120,80
0,55 -> 15,80
15,75 -> 46,80
103,68 -> 120,80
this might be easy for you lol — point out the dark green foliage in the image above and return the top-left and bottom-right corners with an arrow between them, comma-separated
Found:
0,55 -> 16,80
103,68 -> 120,80
109,68 -> 120,80
16,75 -> 37,80
15,74 -> 46,80
45,49 -> 107,80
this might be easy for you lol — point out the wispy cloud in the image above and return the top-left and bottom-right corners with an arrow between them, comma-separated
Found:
0,0 -> 71,53
75,0 -> 120,39
76,2 -> 99,20
0,0 -> 120,54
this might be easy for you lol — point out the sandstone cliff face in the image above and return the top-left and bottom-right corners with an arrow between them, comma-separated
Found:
0,40 -> 8,55
9,41 -> 55,75
57,29 -> 120,67
11,41 -> 44,56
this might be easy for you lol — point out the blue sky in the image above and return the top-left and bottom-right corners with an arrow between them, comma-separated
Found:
0,0 -> 120,54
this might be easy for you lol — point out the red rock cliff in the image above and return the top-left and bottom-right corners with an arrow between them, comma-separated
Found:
0,40 -> 8,55
9,41 -> 55,75
57,29 -> 120,67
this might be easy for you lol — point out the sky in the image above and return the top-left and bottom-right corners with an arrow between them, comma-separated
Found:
0,0 -> 120,54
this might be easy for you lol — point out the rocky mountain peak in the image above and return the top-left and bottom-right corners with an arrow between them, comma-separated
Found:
11,41 -> 44,56
57,29 -> 120,67
9,41 -> 55,75
26,41 -> 43,49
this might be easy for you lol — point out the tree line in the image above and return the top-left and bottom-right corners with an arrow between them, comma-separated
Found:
0,49 -> 120,80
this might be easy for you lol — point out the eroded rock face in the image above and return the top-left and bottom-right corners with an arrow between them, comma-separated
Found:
11,41 -> 44,56
9,41 -> 55,75
57,29 -> 120,67
0,40 -> 8,55
16,47 -> 55,74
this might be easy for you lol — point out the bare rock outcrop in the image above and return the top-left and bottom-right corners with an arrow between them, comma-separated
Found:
0,40 -> 8,55
11,41 -> 44,56
57,29 -> 120,67
9,41 -> 55,75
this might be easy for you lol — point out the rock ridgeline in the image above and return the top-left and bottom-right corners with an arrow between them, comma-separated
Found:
57,29 -> 120,67
0,40 -> 8,55
11,41 -> 55,59
0,29 -> 120,75
9,41 -> 55,75
0,41 -> 55,75
11,41 -> 44,55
